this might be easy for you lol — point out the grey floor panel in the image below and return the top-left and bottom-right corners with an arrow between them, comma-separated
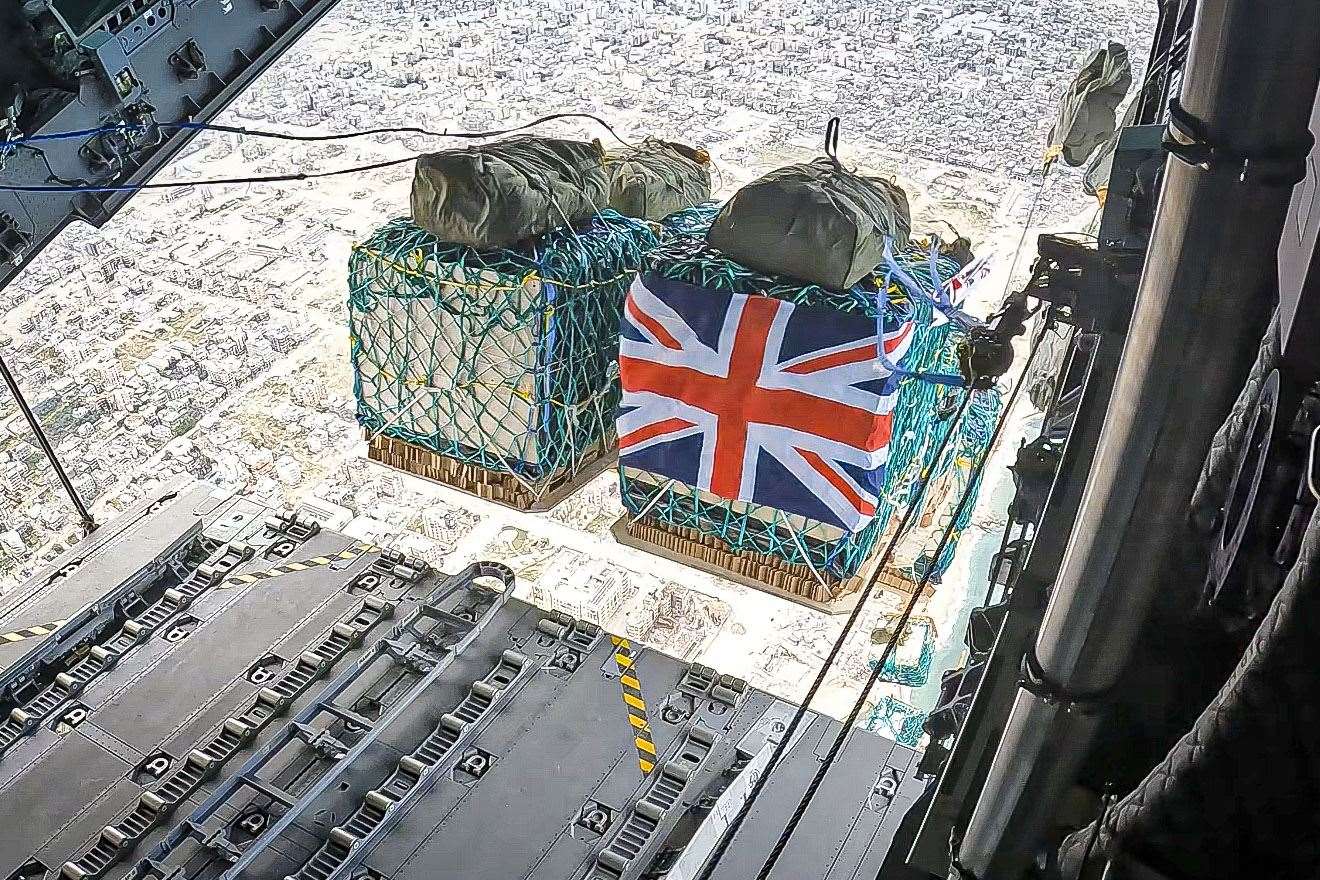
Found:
0,734 -> 133,875
0,484 -> 921,880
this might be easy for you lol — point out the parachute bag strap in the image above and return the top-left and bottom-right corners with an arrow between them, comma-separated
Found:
824,116 -> 842,166
873,271 -> 967,388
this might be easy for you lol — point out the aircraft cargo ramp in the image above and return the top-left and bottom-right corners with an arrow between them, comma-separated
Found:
0,483 -> 920,880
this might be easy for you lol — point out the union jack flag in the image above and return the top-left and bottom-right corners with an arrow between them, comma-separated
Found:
617,272 -> 914,532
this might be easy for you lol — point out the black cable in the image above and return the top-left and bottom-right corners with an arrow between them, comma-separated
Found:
0,352 -> 96,535
693,388 -> 976,880
14,143 -> 90,187
177,111 -> 634,147
0,111 -> 635,194
0,152 -> 421,193
753,319 -> 1051,879
1,111 -> 631,149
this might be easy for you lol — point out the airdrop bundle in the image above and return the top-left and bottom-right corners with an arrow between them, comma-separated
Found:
348,125 -> 1001,608
350,136 -> 709,508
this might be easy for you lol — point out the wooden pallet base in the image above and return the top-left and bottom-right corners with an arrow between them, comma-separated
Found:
612,515 -> 931,614
367,433 -> 618,513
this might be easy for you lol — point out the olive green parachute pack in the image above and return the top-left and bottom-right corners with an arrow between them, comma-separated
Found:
1047,42 -> 1133,168
603,139 -> 712,221
705,119 -> 912,290
410,135 -> 713,248
410,136 -> 611,249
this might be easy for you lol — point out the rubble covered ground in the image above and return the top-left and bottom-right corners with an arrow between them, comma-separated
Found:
0,0 -> 1153,728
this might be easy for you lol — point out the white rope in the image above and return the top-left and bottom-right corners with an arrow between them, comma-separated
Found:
367,386 -> 444,442
787,525 -> 833,594
629,477 -> 676,525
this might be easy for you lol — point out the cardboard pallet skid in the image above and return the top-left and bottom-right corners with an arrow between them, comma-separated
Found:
613,513 -> 932,614
367,432 -> 617,512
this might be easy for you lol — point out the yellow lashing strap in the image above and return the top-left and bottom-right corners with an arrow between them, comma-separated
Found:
610,635 -> 657,776
225,543 -> 378,586
0,619 -> 70,644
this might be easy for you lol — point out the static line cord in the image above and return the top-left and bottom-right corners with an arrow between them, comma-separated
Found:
0,352 -> 96,535
994,170 -> 1050,309
693,388 -> 976,880
0,110 -> 632,149
756,316 -> 1052,880
0,152 -> 421,193
0,111 -> 635,193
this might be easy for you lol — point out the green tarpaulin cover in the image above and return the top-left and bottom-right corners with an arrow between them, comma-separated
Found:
705,155 -> 911,290
410,136 -> 610,249
604,139 -> 712,221
1048,42 -> 1133,168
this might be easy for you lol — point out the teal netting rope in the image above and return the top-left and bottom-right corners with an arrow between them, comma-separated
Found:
659,201 -> 722,239
869,613 -> 937,688
620,234 -> 1001,583
350,210 -> 657,491
865,695 -> 926,747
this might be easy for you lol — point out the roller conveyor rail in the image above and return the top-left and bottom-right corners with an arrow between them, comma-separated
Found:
0,541 -> 253,762
127,562 -> 516,880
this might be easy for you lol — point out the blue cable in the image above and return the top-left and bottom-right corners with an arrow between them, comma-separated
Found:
1,123 -> 146,145
881,237 -> 982,331
872,269 -> 966,388
0,152 -> 420,193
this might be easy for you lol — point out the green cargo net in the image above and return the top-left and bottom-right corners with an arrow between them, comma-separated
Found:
870,613 -> 938,688
619,236 -> 1002,583
349,211 -> 658,495
658,201 -> 722,239
866,695 -> 927,747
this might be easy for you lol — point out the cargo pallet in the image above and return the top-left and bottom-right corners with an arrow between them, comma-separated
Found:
612,514 -> 933,614
367,432 -> 618,513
